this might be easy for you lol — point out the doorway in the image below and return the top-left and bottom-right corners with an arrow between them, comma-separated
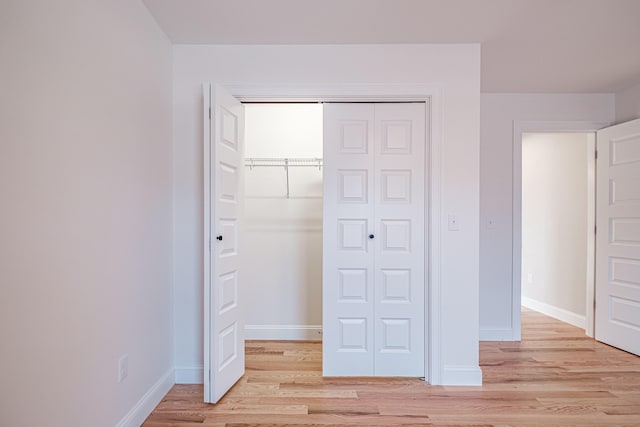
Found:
511,120 -> 607,342
242,102 -> 428,377
520,132 -> 595,331
513,118 -> 640,358
204,84 -> 446,403
242,103 -> 324,339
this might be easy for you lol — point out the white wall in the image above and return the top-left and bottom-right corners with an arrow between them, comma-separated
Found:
0,1 -> 173,426
521,133 -> 589,327
480,94 -> 614,340
243,104 -> 323,339
615,82 -> 640,123
173,44 -> 481,384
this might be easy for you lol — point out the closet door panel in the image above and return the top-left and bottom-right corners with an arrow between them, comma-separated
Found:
373,103 -> 426,376
323,102 -> 427,377
323,104 -> 375,375
204,84 -> 245,403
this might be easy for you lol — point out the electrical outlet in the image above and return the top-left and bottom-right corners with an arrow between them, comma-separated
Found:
118,354 -> 128,383
487,218 -> 496,229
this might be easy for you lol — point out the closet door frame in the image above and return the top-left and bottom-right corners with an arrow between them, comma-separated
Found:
212,83 -> 443,385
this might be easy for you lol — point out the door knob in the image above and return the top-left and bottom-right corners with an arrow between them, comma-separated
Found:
369,234 -> 375,239
216,235 -> 223,241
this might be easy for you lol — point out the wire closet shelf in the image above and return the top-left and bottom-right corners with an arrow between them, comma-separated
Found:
244,157 -> 323,169
244,157 -> 323,198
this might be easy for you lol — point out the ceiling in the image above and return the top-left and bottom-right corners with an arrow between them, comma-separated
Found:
142,0 -> 640,93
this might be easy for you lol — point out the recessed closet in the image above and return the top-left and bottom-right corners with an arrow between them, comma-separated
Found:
204,85 -> 430,401
242,103 -> 324,339
241,103 -> 428,376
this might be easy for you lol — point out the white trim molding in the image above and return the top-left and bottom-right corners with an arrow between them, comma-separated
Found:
115,368 -> 174,427
174,366 -> 204,384
245,325 -> 323,340
585,133 -> 596,338
522,297 -> 586,330
225,83 -> 443,103
442,365 -> 483,386
202,84 -> 212,400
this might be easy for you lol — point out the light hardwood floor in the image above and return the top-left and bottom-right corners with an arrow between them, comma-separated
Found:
143,309 -> 640,426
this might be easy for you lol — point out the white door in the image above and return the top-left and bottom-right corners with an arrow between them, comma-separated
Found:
373,103 -> 425,376
595,118 -> 640,357
323,104 -> 375,375
323,103 -> 426,376
203,84 -> 245,402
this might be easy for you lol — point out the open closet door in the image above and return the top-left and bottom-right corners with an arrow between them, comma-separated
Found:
203,83 -> 245,403
595,118 -> 640,357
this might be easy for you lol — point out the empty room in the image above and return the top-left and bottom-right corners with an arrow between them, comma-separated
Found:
2,1 -> 640,426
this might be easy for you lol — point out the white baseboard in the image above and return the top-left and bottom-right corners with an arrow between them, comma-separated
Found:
522,296 -> 586,329
442,365 -> 483,386
174,366 -> 204,384
479,327 -> 517,341
115,368 -> 174,427
245,324 -> 323,340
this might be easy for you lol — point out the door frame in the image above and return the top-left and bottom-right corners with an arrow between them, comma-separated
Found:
204,82 -> 444,384
512,120 -> 609,339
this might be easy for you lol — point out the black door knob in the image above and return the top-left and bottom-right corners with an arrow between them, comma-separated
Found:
216,235 -> 223,241
369,234 -> 375,239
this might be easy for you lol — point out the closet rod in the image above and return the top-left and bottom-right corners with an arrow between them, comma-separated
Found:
244,157 -> 322,198
244,157 -> 323,168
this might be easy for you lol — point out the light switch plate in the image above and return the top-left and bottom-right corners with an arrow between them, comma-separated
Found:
448,215 -> 460,231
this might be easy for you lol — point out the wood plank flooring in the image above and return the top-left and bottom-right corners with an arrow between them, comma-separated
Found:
143,309 -> 640,426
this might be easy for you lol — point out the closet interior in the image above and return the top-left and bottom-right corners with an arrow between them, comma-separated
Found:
241,104 -> 324,339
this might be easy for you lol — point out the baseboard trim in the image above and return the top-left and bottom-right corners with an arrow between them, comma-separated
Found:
115,368 -> 174,427
245,324 -> 323,340
522,296 -> 586,329
174,366 -> 204,384
442,365 -> 483,386
480,327 -> 517,341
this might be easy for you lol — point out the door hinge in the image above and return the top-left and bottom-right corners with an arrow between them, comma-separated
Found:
208,107 -> 211,120
594,225 -> 597,234
595,150 -> 598,160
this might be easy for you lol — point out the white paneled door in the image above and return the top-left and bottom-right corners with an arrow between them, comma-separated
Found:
323,103 -> 426,376
203,84 -> 245,403
595,118 -> 640,357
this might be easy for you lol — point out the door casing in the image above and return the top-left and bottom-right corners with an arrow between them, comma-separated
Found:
511,120 -> 610,341
202,82 -> 444,384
